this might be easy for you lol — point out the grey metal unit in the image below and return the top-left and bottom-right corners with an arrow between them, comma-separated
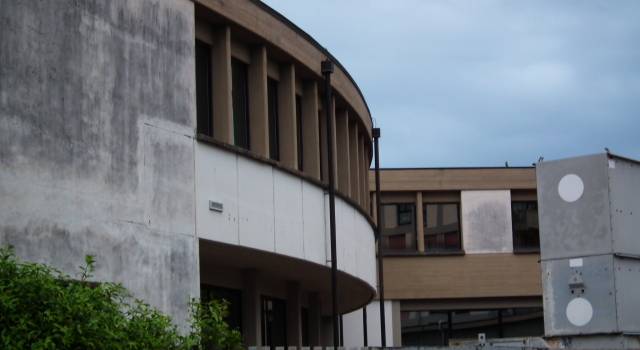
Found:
537,153 -> 640,347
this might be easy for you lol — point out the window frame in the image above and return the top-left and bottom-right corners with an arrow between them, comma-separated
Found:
422,201 -> 463,253
231,57 -> 250,150
267,77 -> 280,161
511,200 -> 540,253
195,39 -> 213,137
380,202 -> 418,253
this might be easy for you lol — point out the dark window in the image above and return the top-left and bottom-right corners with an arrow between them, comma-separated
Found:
401,308 -> 543,346
423,203 -> 462,252
261,296 -> 287,348
511,201 -> 540,251
268,78 -> 279,161
381,203 -> 417,252
296,95 -> 303,171
301,307 -> 309,346
200,285 -> 242,333
195,39 -> 212,137
232,58 -> 250,149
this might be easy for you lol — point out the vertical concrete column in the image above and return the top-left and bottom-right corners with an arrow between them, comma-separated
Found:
358,133 -> 367,208
211,26 -> 233,143
319,108 -> 328,183
415,191 -> 425,252
308,293 -> 323,346
242,269 -> 261,346
349,121 -> 360,201
302,81 -> 320,179
248,45 -> 268,157
371,191 -> 377,222
363,142 -> 370,211
278,63 -> 298,168
335,109 -> 350,195
286,282 -> 302,347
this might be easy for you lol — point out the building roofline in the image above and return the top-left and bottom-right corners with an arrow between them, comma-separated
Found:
371,166 -> 536,171
251,0 -> 373,124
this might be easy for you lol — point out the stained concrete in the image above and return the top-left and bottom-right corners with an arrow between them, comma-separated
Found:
461,190 -> 514,254
0,0 -> 198,327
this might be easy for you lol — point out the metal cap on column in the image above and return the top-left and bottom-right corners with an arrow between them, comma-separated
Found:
321,59 -> 340,348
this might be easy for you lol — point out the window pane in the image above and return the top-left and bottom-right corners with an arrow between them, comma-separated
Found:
195,40 -> 212,137
424,203 -> 461,252
268,78 -> 279,161
232,58 -> 250,149
512,201 -> 540,251
381,203 -> 417,252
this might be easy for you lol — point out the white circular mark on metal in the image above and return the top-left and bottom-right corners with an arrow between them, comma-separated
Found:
558,174 -> 584,202
566,297 -> 593,327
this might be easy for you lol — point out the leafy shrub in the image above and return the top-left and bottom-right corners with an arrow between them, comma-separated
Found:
0,246 -> 242,350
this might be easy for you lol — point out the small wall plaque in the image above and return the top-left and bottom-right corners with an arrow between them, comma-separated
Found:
209,200 -> 223,213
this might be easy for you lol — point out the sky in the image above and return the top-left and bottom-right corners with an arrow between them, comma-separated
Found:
262,0 -> 640,167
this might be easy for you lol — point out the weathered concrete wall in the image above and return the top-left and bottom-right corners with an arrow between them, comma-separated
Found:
461,190 -> 513,254
0,0 -> 198,327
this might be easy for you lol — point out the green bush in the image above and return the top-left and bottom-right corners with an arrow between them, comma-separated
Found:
0,246 -> 242,350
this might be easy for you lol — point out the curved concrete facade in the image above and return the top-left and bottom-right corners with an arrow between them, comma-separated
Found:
196,143 -> 376,291
1,0 -> 375,347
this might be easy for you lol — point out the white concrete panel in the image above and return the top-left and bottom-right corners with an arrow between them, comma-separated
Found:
273,171 -> 304,259
237,157 -> 275,251
343,308 -> 365,346
461,190 -> 513,254
335,199 -> 357,275
195,146 -> 375,291
355,213 -> 377,287
302,181 -> 326,265
343,301 -> 396,347
195,144 -> 239,244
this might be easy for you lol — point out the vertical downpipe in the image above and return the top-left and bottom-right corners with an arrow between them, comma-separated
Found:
321,59 -> 339,348
373,127 -> 386,347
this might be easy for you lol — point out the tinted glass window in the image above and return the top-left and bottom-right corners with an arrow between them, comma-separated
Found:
232,58 -> 250,149
512,201 -> 539,251
381,203 -> 417,252
268,78 -> 279,160
401,308 -> 543,346
195,40 -> 212,137
261,296 -> 287,348
424,203 -> 461,252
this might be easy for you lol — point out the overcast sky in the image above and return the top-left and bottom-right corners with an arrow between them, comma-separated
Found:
262,0 -> 640,167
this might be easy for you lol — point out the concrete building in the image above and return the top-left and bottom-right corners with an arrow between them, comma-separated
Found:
344,167 -> 543,347
0,0 -> 376,347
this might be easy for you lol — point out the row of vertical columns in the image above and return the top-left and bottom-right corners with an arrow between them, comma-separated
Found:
200,23 -> 372,214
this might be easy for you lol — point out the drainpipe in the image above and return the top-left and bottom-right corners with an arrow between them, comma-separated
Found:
373,127 -> 386,347
363,305 -> 368,346
321,59 -> 339,348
